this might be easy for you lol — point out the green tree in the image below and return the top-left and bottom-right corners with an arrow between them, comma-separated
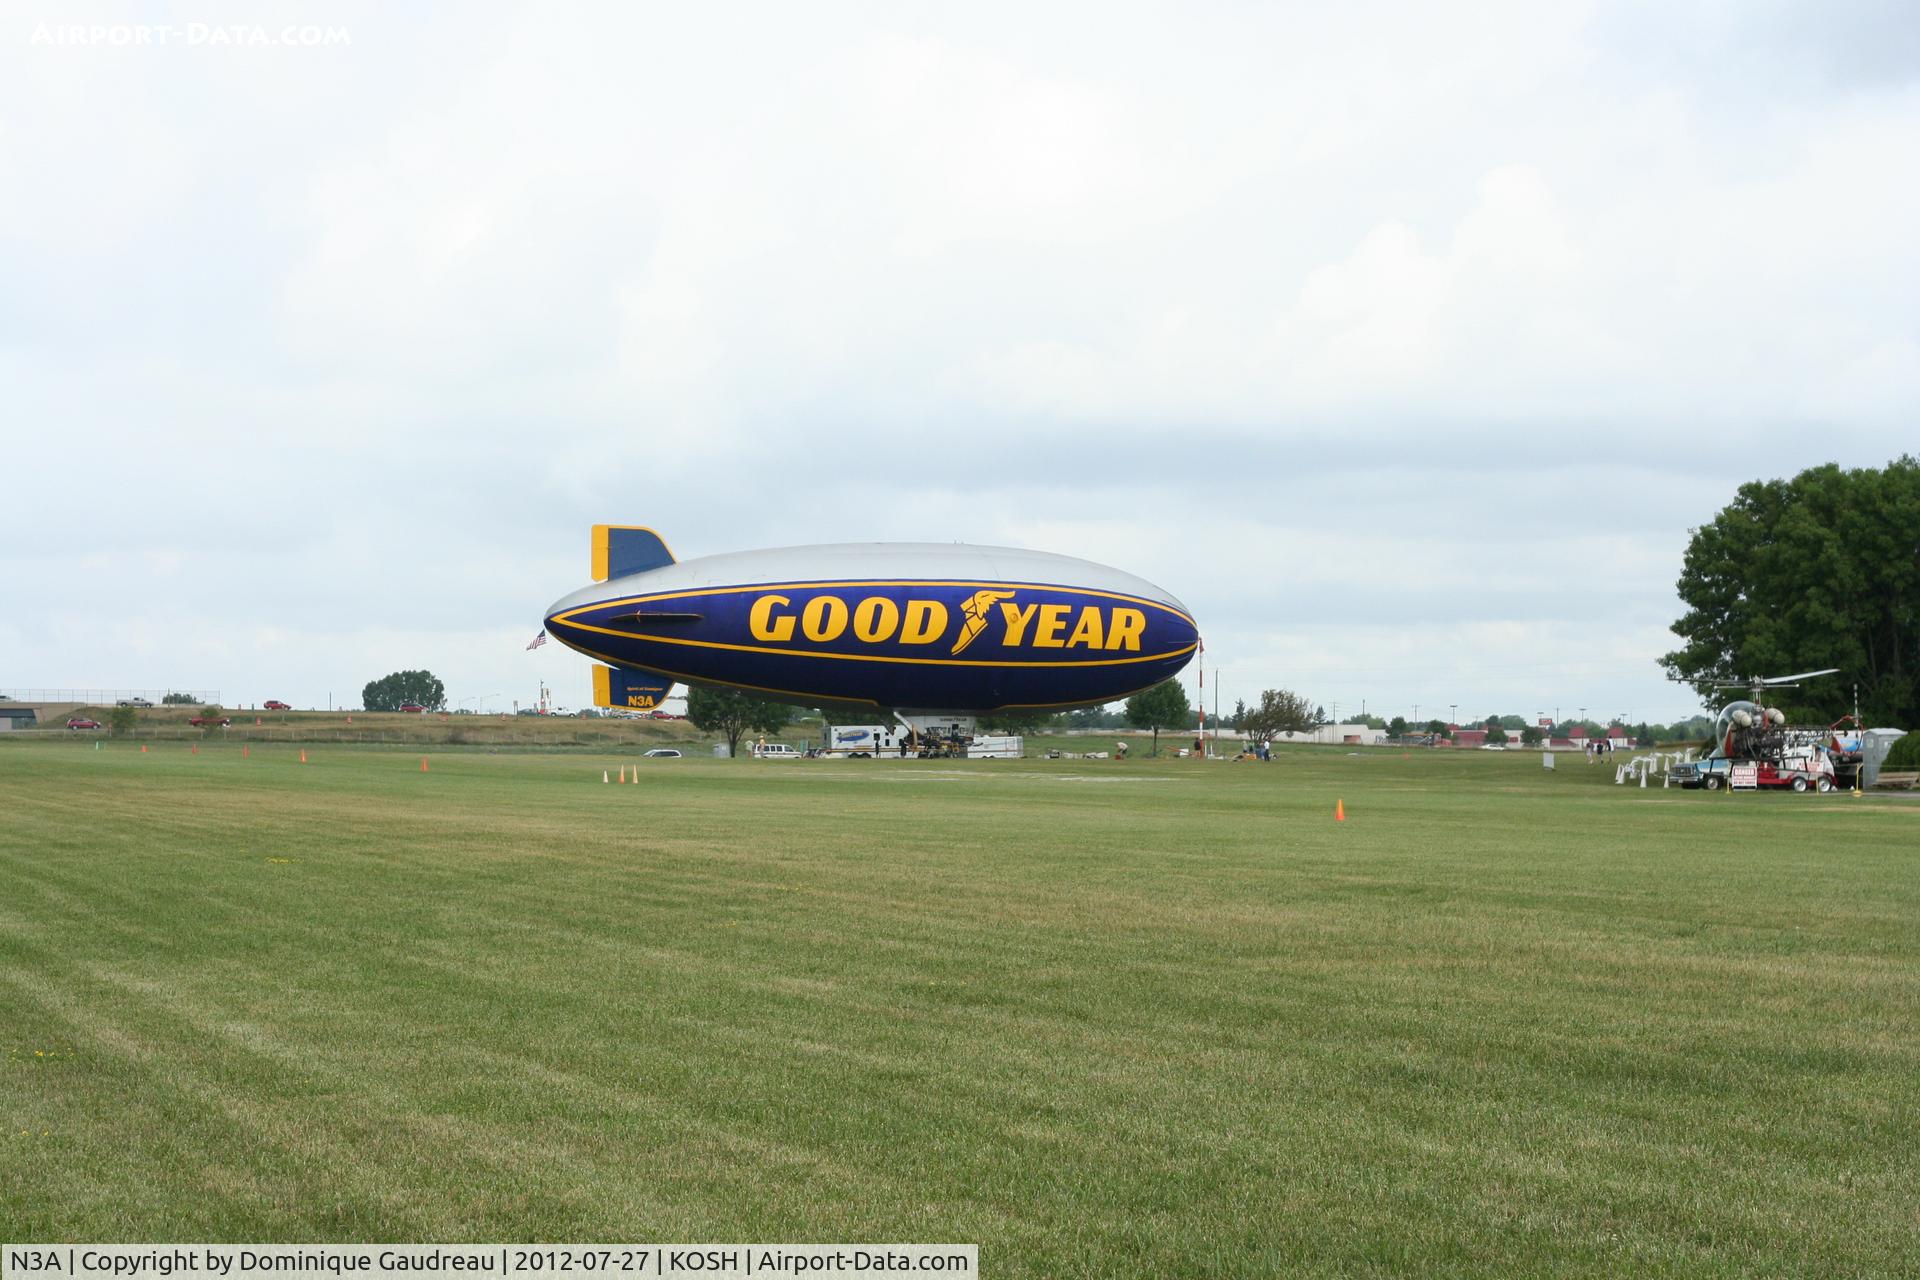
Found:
1387,715 -> 1409,738
161,692 -> 196,706
1884,733 -> 1920,771
195,705 -> 226,734
1230,698 -> 1247,731
1125,680 -> 1191,756
687,687 -> 791,757
362,670 -> 446,712
1486,724 -> 1508,745
982,710 -> 1058,734
1426,719 -> 1451,739
1662,456 -> 1919,727
1520,724 -> 1544,746
108,705 -> 136,737
1064,704 -> 1124,729
1241,689 -> 1317,746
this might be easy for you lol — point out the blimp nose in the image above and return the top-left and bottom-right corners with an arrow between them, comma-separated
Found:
542,582 -> 608,651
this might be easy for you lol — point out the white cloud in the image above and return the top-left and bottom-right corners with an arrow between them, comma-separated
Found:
1,0 -> 1915,714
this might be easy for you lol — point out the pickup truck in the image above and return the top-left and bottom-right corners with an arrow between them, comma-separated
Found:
188,714 -> 231,727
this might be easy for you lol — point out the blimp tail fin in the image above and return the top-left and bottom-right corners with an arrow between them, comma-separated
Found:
592,525 -> 676,581
593,664 -> 675,712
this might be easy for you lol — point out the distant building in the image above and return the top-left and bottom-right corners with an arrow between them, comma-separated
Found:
1271,723 -> 1388,746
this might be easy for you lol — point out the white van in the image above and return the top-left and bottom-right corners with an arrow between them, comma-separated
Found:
750,742 -> 802,759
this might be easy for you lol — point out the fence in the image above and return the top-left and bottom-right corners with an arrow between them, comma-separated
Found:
0,688 -> 222,704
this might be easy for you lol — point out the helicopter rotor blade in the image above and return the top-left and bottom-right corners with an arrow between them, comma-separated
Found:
1756,668 -> 1841,685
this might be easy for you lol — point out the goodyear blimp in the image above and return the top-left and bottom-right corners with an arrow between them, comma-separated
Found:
543,526 -> 1200,714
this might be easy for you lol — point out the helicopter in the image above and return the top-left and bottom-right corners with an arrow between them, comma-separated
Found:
1671,668 -> 1846,792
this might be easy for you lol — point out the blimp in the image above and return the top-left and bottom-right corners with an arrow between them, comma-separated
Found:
542,526 -> 1199,715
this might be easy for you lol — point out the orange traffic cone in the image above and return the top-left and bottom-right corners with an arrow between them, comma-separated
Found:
1335,799 -> 1346,822
618,766 -> 626,783
242,745 -> 250,758
420,756 -> 430,772
140,744 -> 148,754
299,749 -> 308,764
191,744 -> 198,756
346,715 -> 352,724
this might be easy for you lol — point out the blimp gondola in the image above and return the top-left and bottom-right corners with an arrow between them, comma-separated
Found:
543,526 -> 1199,714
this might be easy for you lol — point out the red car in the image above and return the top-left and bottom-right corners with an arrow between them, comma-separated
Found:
66,717 -> 101,730
263,700 -> 291,711
188,715 -> 231,727
398,703 -> 426,713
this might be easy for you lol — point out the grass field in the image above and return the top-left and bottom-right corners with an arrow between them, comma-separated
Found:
2,741 -> 1916,1275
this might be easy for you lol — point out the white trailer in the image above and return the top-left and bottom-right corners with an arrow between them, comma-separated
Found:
827,724 -> 915,756
824,723 -> 1023,759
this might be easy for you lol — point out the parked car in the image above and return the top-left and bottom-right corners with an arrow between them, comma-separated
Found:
262,700 -> 291,711
398,703 -> 426,713
66,717 -> 101,730
643,748 -> 683,758
117,697 -> 153,708
750,742 -> 802,758
188,715 -> 231,727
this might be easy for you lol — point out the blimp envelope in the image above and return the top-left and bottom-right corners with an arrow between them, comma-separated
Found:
544,536 -> 1199,714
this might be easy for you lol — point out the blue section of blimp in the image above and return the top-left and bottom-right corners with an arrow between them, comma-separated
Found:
547,580 -> 1198,711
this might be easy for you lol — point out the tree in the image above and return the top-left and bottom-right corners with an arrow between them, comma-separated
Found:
687,687 -> 791,757
195,704 -> 226,734
1387,715 -> 1409,738
1313,704 -> 1327,725
1125,680 -> 1191,755
1662,456 -> 1919,727
1064,703 -> 1125,730
1241,689 -> 1317,745
982,710 -> 1058,734
1231,699 -> 1248,732
1520,725 -> 1544,746
109,705 -> 136,737
1426,719 -> 1451,739
363,670 -> 446,712
1486,724 -> 1508,745
161,692 -> 196,706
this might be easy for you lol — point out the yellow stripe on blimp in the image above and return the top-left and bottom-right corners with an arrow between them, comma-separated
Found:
573,579 -> 1194,625
592,665 -> 613,707
557,617 -> 1196,670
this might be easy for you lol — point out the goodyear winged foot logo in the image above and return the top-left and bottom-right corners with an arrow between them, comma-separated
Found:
950,589 -> 1017,655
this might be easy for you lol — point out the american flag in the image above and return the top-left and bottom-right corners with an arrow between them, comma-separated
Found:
526,630 -> 548,651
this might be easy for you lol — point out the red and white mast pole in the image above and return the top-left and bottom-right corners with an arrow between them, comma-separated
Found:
1196,639 -> 1205,756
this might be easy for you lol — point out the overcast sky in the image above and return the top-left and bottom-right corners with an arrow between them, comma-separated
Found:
4,2 -> 1916,723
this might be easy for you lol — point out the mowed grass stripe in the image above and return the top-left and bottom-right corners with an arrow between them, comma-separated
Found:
3,743 -> 1917,1274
